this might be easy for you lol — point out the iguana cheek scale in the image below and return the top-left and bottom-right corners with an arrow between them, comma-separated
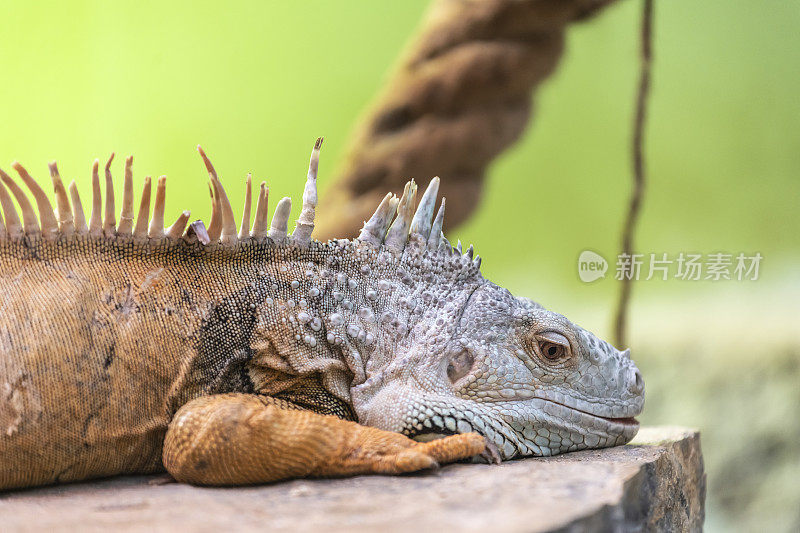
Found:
0,139 -> 644,490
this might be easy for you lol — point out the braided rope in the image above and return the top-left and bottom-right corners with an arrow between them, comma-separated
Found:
316,0 -> 618,239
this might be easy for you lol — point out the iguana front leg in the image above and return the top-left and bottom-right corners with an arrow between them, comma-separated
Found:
162,393 -> 485,486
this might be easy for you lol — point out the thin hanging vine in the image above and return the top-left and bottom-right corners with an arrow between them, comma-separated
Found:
614,0 -> 654,348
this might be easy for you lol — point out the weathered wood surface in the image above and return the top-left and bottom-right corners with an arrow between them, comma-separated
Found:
0,426 -> 704,532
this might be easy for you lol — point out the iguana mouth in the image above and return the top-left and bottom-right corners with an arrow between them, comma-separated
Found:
539,398 -> 641,427
405,415 -> 638,444
402,400 -> 639,460
600,416 -> 639,426
403,398 -> 640,445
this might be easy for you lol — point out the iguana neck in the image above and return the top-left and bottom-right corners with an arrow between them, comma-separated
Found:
233,236 -> 485,405
196,235 -> 484,406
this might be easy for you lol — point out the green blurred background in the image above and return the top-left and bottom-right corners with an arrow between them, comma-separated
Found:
1,1 -> 798,530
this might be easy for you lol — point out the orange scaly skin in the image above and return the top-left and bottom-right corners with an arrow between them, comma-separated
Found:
164,394 -> 484,485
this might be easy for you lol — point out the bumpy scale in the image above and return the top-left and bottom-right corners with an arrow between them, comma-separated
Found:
0,139 -> 644,490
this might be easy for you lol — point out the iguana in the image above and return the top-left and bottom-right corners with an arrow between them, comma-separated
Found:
0,140 -> 644,490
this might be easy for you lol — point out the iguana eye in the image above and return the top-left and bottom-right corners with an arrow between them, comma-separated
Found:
534,331 -> 571,362
540,342 -> 566,360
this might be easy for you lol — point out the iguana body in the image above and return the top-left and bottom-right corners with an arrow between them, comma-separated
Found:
0,141 -> 643,490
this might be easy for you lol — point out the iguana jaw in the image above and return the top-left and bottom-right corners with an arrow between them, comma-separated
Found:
530,395 -> 641,427
408,416 -> 639,446
397,395 -> 642,460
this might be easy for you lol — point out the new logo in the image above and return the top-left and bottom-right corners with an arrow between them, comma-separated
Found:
578,250 -> 608,283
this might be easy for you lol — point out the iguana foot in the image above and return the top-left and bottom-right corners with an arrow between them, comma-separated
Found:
368,432 -> 487,475
163,393 -> 485,486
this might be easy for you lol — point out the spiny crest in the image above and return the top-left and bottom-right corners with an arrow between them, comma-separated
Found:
355,174 -> 480,267
0,138 -> 481,269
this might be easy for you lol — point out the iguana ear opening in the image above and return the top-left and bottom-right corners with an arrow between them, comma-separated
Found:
446,348 -> 475,384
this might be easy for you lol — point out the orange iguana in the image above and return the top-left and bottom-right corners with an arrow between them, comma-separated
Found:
0,140 -> 643,490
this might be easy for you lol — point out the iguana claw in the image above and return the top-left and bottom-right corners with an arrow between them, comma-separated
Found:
477,440 -> 502,465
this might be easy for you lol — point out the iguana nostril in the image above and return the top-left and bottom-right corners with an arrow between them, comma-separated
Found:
628,367 -> 644,394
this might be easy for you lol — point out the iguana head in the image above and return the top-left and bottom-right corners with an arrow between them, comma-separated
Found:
349,178 -> 645,460
351,280 -> 644,459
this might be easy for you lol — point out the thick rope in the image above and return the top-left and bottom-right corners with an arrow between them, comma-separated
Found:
316,0 -> 619,239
